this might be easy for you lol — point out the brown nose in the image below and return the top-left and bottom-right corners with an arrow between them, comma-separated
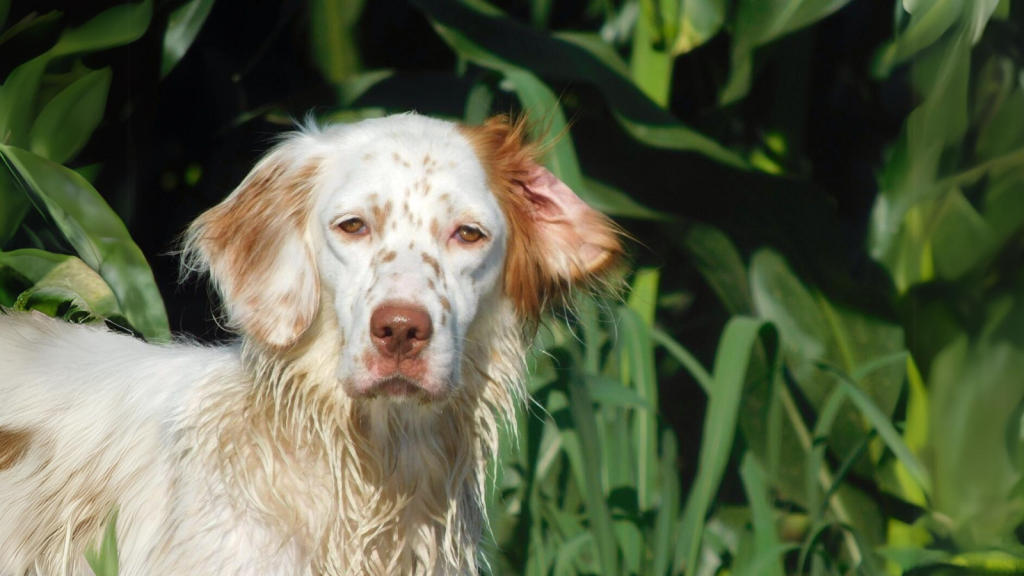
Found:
370,304 -> 433,360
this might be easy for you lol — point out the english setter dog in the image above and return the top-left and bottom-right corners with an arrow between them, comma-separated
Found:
0,113 -> 622,575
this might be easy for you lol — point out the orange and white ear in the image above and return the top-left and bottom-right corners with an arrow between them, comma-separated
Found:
183,140 -> 322,349
520,164 -> 621,281
460,115 -> 623,322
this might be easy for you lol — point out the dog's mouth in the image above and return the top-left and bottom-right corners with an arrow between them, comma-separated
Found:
352,374 -> 440,402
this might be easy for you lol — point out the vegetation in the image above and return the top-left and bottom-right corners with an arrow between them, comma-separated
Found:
1,0 -> 1022,574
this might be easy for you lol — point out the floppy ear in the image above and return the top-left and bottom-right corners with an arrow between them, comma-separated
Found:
184,139 -> 322,349
459,115 -> 623,323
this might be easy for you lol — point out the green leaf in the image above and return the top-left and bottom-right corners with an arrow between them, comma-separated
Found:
627,267 -> 660,326
817,363 -> 932,496
29,67 -> 112,164
309,0 -> 365,84
651,430 -> 681,576
681,223 -> 752,315
721,0 -> 854,104
585,375 -> 653,410
413,0 -> 747,168
0,167 -> 31,247
0,145 -> 169,340
1,249 -> 126,322
161,0 -> 215,78
651,326 -> 714,394
0,0 -> 9,30
678,317 -> 776,575
0,55 -> 50,147
930,188 -> 995,279
50,0 -> 153,58
581,177 -> 666,220
0,10 -> 63,49
928,335 -> 1024,549
749,249 -> 904,477
565,361 -> 620,576
617,306 -> 658,514
738,453 -> 786,576
630,4 -> 673,107
84,509 -> 119,576
674,0 -> 726,55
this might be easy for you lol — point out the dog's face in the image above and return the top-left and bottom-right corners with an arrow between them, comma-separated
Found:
186,114 -> 621,404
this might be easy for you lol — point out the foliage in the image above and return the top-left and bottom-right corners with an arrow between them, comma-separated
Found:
2,0 -> 1022,575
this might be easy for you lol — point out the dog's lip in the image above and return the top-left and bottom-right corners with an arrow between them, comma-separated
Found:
354,374 -> 434,400
373,375 -> 422,397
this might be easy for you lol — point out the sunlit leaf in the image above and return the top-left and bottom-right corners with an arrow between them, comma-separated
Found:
310,0 -> 365,84
0,145 -> 169,340
50,0 -> 152,58
678,318 -> 777,575
29,67 -> 112,164
161,0 -> 215,78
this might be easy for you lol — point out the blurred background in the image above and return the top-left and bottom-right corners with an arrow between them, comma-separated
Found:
2,0 -> 1023,574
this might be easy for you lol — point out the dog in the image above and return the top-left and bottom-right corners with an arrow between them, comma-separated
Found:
0,113 -> 622,575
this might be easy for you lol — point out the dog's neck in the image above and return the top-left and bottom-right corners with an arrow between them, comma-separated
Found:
199,297 -> 527,575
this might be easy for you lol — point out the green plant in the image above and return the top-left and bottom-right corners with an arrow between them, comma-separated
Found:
2,1 -> 1022,575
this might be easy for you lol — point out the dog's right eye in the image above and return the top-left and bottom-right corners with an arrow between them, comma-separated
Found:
337,217 -> 367,235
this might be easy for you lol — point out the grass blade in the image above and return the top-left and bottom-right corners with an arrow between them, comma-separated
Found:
678,317 -> 776,575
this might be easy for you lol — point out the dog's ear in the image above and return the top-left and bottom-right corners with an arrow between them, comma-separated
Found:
184,138 -> 322,349
459,115 -> 623,323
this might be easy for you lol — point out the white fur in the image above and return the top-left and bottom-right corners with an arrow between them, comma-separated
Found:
0,114 -> 611,575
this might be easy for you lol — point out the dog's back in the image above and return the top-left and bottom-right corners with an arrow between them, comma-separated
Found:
0,312 -> 236,575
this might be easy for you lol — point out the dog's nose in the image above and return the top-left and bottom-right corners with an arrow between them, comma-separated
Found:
370,304 -> 433,360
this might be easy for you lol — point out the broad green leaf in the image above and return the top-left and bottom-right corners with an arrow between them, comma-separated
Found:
0,145 -> 169,340
0,0 -> 9,30
681,223 -> 752,315
0,55 -> 49,147
928,336 -> 1024,549
0,168 -> 30,247
678,317 -> 776,575
161,0 -> 215,78
582,177 -> 665,220
29,67 -> 112,164
553,32 -> 630,78
930,188 -> 994,279
817,364 -> 931,496
721,0 -> 853,104
976,88 -> 1024,162
750,249 -> 904,477
630,4 -> 673,107
674,0 -> 725,55
85,509 -> 119,576
309,0 -> 365,84
0,10 -> 63,49
413,0 -> 747,167
0,249 -> 125,322
873,0 -> 962,77
50,0 -> 152,58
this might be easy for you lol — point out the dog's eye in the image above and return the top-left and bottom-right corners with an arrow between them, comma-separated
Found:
338,217 -> 367,235
456,225 -> 484,244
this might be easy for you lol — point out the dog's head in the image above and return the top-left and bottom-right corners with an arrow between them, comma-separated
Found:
185,114 -> 621,404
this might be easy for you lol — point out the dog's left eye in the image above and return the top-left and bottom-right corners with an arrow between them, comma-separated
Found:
456,225 -> 485,243
338,217 -> 367,235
